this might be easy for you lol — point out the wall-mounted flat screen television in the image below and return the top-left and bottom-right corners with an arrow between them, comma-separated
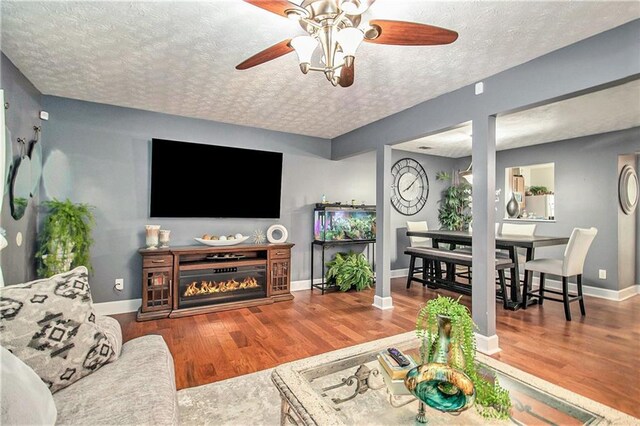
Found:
150,139 -> 283,218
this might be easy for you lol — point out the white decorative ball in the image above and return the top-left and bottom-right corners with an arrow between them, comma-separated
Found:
235,233 -> 243,239
219,235 -> 227,241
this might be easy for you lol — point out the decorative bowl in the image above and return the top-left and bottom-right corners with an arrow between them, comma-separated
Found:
194,236 -> 250,246
404,363 -> 476,412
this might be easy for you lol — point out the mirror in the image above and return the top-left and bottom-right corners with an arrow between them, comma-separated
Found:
28,140 -> 42,196
10,155 -> 31,220
4,127 -> 11,194
619,164 -> 639,215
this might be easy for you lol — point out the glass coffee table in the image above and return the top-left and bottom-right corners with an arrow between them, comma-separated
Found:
271,332 -> 635,425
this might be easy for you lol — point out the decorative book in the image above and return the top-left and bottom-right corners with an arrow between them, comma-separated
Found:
377,350 -> 418,381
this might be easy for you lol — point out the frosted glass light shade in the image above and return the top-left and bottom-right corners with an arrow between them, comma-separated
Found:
339,0 -> 359,14
291,36 -> 318,64
336,27 -> 364,57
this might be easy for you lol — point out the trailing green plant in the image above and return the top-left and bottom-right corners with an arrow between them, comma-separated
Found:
325,251 -> 373,292
36,199 -> 95,278
416,296 -> 511,419
435,171 -> 472,231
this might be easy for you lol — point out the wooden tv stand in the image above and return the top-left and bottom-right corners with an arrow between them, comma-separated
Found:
137,242 -> 294,321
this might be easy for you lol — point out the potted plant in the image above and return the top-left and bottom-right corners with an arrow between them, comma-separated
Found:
36,199 -> 95,278
325,251 -> 373,291
435,171 -> 471,231
416,296 -> 511,419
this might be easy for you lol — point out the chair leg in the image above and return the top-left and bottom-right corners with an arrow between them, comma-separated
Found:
562,276 -> 571,321
422,258 -> 427,286
577,274 -> 586,316
406,256 -> 416,289
523,270 -> 532,309
498,269 -> 507,309
539,273 -> 546,306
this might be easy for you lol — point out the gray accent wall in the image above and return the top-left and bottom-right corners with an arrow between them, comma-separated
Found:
41,96 -> 376,303
489,128 -> 640,291
1,53 -> 42,284
618,154 -> 637,290
332,20 -> 640,160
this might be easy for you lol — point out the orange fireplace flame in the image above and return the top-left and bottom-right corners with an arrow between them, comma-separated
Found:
183,277 -> 259,297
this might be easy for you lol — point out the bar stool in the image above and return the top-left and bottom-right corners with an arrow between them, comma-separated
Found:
523,227 -> 598,321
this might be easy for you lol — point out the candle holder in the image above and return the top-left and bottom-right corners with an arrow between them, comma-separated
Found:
159,229 -> 171,248
145,225 -> 161,249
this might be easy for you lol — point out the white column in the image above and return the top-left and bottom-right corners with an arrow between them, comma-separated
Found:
373,144 -> 393,310
471,116 -> 500,354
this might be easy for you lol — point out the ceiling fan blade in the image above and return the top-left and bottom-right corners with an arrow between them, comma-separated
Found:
236,39 -> 293,70
339,62 -> 355,88
364,20 -> 458,46
243,0 -> 297,18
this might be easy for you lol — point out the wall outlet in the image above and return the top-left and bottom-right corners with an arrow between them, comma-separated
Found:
114,278 -> 124,291
598,269 -> 606,280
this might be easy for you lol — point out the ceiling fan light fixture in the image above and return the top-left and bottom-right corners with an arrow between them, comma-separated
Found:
290,35 -> 318,70
339,0 -> 360,14
336,27 -> 364,57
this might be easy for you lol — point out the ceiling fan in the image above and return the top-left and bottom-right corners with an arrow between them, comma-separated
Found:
236,0 -> 459,88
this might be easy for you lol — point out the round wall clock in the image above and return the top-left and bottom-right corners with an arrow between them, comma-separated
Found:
391,158 -> 429,216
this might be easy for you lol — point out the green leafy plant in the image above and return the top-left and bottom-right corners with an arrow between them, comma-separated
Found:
36,199 -> 95,278
527,186 -> 552,196
436,171 -> 472,231
325,251 -> 373,291
416,296 -> 511,419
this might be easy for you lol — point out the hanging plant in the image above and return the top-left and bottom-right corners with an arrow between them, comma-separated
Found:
36,199 -> 95,278
416,296 -> 511,419
325,251 -> 373,292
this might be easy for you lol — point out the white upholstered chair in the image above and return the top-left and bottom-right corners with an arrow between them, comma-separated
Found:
523,227 -> 598,321
407,221 -> 431,248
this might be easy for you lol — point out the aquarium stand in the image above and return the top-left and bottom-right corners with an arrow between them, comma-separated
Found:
310,239 -> 376,294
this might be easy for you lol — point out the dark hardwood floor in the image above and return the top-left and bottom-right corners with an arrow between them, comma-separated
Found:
112,278 -> 640,418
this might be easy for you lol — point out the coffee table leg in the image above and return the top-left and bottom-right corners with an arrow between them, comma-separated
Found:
280,398 -> 299,426
416,401 -> 428,424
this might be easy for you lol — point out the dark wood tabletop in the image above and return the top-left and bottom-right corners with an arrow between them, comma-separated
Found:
406,230 -> 569,249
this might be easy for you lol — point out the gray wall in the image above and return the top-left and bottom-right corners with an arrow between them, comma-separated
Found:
487,128 -> 640,291
618,154 -> 637,290
40,96 -> 378,303
1,53 -> 42,284
332,20 -> 640,160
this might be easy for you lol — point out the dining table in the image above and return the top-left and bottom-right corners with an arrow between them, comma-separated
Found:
406,229 -> 570,310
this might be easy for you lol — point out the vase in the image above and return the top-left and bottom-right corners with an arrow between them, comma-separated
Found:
159,229 -> 171,248
506,192 -> 520,218
405,315 -> 476,418
145,225 -> 161,249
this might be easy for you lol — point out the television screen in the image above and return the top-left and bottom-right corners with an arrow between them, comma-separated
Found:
150,139 -> 283,218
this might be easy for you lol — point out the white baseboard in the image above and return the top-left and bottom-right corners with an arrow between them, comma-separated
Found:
94,299 -> 141,316
390,268 -> 410,278
372,295 -> 394,310
475,333 -> 501,355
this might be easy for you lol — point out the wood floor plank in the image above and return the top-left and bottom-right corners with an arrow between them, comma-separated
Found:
112,278 -> 640,418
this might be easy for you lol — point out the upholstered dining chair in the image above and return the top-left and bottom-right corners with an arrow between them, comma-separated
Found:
406,221 -> 432,287
523,227 -> 598,321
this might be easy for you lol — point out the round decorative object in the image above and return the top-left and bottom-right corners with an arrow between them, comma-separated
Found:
391,158 -> 429,216
619,164 -> 638,215
266,224 -> 288,244
506,192 -> 520,218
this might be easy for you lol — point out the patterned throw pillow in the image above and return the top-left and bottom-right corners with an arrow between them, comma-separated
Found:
0,266 -> 116,393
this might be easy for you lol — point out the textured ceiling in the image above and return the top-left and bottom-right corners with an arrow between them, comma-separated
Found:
394,79 -> 640,157
2,1 -> 639,139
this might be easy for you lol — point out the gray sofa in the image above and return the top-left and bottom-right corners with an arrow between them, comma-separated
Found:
52,316 -> 178,425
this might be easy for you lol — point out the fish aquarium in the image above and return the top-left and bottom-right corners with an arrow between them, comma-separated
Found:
314,204 -> 376,242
